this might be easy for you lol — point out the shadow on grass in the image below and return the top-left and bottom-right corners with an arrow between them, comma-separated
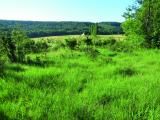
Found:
5,65 -> 25,72
77,79 -> 87,93
116,67 -> 138,77
98,94 -> 118,106
73,106 -> 95,120
23,59 -> 55,68
0,111 -> 11,120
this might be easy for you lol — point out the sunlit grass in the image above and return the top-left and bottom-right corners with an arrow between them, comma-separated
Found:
32,34 -> 125,41
1,36 -> 160,119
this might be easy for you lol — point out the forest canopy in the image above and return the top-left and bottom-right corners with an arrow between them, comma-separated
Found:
0,20 -> 122,38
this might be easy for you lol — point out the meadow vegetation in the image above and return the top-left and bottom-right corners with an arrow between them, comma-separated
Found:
1,32 -> 160,119
1,0 -> 160,119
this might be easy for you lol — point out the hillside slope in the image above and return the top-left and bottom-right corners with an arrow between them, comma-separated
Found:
0,20 -> 123,37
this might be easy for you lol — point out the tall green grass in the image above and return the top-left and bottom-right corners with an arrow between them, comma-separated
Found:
1,36 -> 160,119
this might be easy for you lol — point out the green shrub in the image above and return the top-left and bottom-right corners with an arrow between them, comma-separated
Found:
94,39 -> 104,46
84,37 -> 92,46
0,60 -> 5,76
109,41 -> 134,52
105,37 -> 117,46
125,34 -> 144,48
24,40 -> 49,53
110,34 -> 144,52
0,111 -> 10,120
84,46 -> 99,58
26,55 -> 52,67
51,40 -> 66,51
117,67 -> 137,77
26,56 -> 33,64
1,30 -> 28,63
24,40 -> 36,53
35,41 -> 49,52
94,37 -> 116,47
65,38 -> 77,50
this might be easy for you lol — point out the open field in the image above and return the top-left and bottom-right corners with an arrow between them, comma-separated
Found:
33,34 -> 125,41
1,35 -> 160,119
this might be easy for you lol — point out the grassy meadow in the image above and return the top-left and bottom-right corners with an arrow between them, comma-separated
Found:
1,35 -> 160,120
33,35 -> 124,41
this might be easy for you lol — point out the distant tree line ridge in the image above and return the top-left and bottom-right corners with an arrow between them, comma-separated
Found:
0,20 -> 123,38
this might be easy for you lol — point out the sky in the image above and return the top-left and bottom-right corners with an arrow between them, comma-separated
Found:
0,0 -> 134,22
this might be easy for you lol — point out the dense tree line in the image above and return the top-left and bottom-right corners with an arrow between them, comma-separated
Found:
0,20 -> 123,38
122,0 -> 160,48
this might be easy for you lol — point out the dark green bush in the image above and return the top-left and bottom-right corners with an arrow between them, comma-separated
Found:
65,38 -> 77,50
35,41 -> 49,53
0,30 -> 28,63
26,56 -> 33,64
0,60 -> 5,76
24,40 -> 36,53
118,67 -> 137,77
24,40 -> 49,53
84,37 -> 92,46
26,56 -> 53,67
0,111 -> 10,120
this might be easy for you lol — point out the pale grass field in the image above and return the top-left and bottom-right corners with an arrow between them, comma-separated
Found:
33,34 -> 125,41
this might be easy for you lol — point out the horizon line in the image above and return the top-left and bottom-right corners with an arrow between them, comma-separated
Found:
0,18 -> 123,23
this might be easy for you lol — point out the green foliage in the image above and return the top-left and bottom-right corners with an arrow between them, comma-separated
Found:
1,30 -> 28,63
123,0 -> 160,48
0,20 -> 123,37
0,32 -> 6,76
35,41 -> 49,53
121,18 -> 141,36
104,37 -> 117,46
2,44 -> 160,119
23,39 -> 36,53
84,46 -> 100,58
90,23 -> 98,38
0,60 -> 5,76
65,38 -> 78,50
1,34 -> 160,119
117,67 -> 137,77
109,41 -> 134,52
84,36 -> 93,46
1,31 -> 17,62
24,40 -> 49,53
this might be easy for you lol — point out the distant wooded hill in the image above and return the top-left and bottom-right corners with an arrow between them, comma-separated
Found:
0,20 -> 123,38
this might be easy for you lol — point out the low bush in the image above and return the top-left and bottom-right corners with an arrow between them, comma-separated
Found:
0,111 -> 10,120
35,41 -> 49,53
109,41 -> 134,52
84,37 -> 93,46
84,46 -> 100,58
125,35 -> 144,49
0,60 -> 5,76
24,40 -> 37,53
104,37 -> 117,46
24,40 -> 49,53
117,67 -> 137,77
26,56 -> 46,67
51,40 -> 66,51
65,38 -> 77,50
93,37 -> 116,47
